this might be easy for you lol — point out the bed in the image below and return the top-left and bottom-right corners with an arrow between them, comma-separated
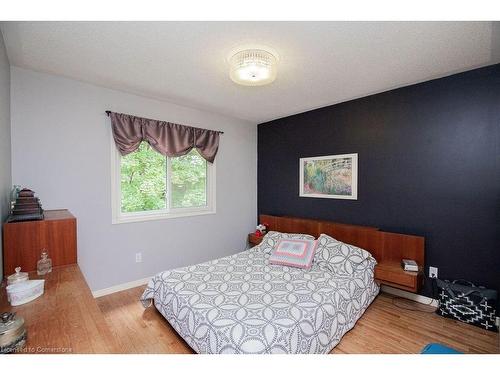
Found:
140,231 -> 380,354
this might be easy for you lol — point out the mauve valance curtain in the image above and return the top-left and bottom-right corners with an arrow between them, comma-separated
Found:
108,111 -> 222,163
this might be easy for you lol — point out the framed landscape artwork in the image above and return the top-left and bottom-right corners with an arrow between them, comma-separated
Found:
299,153 -> 358,200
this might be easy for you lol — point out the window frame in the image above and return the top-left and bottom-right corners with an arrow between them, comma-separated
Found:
110,137 -> 216,224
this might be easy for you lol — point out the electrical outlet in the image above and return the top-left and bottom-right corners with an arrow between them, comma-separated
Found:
429,266 -> 438,279
135,252 -> 142,263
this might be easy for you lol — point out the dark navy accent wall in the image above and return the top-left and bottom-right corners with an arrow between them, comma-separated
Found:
258,64 -> 500,303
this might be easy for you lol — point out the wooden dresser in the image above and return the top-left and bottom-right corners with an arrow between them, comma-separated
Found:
2,209 -> 77,277
0,265 -> 122,353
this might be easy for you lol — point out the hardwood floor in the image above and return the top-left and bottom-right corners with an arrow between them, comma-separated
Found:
96,287 -> 499,354
332,295 -> 499,354
0,265 -> 122,353
96,286 -> 193,353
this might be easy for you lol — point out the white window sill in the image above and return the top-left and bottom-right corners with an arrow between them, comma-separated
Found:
112,208 -> 216,225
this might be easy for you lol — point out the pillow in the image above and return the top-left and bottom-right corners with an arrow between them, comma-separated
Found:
269,238 -> 317,269
254,231 -> 315,254
314,233 -> 376,275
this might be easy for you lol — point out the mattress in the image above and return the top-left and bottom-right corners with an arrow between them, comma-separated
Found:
140,246 -> 379,354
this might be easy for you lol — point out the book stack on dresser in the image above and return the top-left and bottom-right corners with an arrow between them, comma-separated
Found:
7,188 -> 44,223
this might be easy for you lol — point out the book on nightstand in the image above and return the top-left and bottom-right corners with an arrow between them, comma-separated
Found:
401,259 -> 419,272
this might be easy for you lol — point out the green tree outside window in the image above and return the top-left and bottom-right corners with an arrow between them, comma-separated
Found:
120,142 -> 207,213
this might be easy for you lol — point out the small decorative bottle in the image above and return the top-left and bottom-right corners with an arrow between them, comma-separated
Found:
10,185 -> 21,213
37,250 -> 52,276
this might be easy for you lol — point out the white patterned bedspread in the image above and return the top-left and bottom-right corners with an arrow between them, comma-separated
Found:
140,246 -> 379,354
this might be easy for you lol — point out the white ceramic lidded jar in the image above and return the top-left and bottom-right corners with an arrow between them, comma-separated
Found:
37,250 -> 52,276
7,267 -> 29,285
6,279 -> 45,306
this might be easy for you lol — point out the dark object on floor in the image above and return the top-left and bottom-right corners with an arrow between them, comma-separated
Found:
436,279 -> 498,332
421,343 -> 462,354
391,296 -> 437,313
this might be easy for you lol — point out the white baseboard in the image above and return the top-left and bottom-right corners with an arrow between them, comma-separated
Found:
92,276 -> 152,298
381,285 -> 439,307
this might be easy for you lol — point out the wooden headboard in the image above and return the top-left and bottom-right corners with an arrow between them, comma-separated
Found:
260,214 -> 425,267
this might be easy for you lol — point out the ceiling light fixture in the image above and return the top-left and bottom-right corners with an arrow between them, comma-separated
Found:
229,48 -> 278,86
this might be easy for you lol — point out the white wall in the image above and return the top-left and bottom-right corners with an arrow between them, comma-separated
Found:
10,67 -> 257,291
0,32 -> 11,280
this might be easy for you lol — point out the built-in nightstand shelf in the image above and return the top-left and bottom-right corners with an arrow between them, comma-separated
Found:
248,233 -> 263,247
374,262 -> 423,293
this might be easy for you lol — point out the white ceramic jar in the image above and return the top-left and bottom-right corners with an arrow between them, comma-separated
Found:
6,280 -> 45,306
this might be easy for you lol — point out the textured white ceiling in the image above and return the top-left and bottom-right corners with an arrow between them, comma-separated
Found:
1,21 -> 498,123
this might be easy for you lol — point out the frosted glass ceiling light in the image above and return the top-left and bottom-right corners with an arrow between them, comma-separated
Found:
229,48 -> 278,86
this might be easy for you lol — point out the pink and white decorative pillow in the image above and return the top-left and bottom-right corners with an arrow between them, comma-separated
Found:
269,238 -> 317,269
254,231 -> 315,254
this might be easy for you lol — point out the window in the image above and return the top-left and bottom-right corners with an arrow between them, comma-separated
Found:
111,141 -> 215,224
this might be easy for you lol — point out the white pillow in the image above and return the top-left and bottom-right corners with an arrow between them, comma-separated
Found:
314,233 -> 376,275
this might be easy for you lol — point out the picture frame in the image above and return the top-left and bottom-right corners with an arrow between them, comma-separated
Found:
299,153 -> 358,200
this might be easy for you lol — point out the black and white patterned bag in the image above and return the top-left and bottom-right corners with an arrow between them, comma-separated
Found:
436,279 -> 498,332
